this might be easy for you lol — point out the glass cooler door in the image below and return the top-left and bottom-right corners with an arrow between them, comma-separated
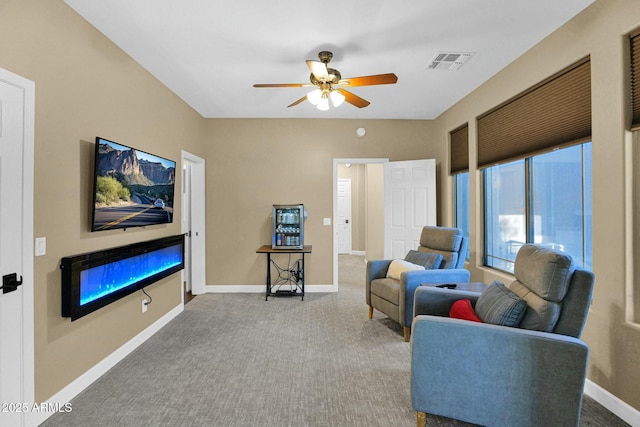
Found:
272,204 -> 304,249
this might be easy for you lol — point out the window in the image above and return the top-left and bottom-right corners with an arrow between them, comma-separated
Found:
484,160 -> 525,271
450,123 -> 469,259
454,172 -> 470,259
484,143 -> 592,273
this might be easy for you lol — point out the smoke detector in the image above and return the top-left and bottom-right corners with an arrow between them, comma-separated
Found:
426,52 -> 475,71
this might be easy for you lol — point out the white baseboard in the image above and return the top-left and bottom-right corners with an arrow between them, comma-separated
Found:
584,379 -> 640,426
204,284 -> 336,293
304,284 -> 335,292
30,304 -> 184,427
205,284 -> 264,293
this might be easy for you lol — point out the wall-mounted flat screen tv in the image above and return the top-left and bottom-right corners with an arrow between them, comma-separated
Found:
91,137 -> 176,232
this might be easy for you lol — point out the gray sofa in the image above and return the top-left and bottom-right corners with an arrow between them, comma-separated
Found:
366,226 -> 470,342
410,244 -> 595,427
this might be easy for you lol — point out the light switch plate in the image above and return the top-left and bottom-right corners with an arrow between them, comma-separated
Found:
35,237 -> 46,256
323,218 -> 331,226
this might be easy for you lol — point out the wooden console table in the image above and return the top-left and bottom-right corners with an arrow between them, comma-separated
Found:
256,245 -> 312,301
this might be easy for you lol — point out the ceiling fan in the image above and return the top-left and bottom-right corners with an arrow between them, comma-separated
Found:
253,51 -> 398,110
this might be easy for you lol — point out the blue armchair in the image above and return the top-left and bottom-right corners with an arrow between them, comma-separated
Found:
366,226 -> 470,342
410,244 -> 595,427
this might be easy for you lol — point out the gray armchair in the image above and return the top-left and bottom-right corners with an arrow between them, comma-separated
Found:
410,244 -> 595,427
366,226 -> 470,342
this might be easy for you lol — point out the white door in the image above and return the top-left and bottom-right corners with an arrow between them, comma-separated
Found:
384,159 -> 436,259
181,151 -> 206,295
337,178 -> 352,254
0,69 -> 35,427
182,161 -> 193,292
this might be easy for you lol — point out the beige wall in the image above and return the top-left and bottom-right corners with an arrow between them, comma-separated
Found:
365,164 -> 385,260
0,0 -> 207,401
433,0 -> 640,410
204,119 -> 438,286
634,132 -> 640,323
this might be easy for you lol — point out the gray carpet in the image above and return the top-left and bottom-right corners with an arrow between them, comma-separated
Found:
42,255 -> 629,427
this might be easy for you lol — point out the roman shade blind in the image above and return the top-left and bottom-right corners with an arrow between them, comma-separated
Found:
450,123 -> 469,174
477,57 -> 591,168
631,30 -> 640,130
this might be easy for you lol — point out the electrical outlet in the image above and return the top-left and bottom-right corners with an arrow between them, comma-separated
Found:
142,299 -> 148,313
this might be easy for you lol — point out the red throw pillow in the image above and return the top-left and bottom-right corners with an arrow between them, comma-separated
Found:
449,299 -> 483,323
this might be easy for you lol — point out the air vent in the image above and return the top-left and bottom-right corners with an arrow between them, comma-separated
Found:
426,51 -> 475,71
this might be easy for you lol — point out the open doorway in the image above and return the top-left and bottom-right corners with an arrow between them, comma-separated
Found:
332,158 -> 387,291
332,158 -> 437,291
181,151 -> 206,302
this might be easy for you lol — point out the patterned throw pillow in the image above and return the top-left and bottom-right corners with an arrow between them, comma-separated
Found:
475,281 -> 527,327
404,250 -> 443,269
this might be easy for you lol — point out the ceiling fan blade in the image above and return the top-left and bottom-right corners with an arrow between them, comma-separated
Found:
306,60 -> 329,81
338,73 -> 398,87
253,83 -> 309,88
337,89 -> 370,108
287,96 -> 307,108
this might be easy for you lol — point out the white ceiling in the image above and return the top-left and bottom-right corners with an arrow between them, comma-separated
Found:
63,0 -> 594,120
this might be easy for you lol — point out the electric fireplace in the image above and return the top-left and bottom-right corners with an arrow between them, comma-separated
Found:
61,234 -> 185,320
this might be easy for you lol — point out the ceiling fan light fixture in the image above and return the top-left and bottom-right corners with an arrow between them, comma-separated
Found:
317,97 -> 330,111
330,90 -> 345,107
307,88 -> 322,105
254,50 -> 397,110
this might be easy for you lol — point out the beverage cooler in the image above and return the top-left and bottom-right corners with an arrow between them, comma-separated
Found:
272,204 -> 305,249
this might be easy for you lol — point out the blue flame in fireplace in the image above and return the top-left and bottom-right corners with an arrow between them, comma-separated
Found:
79,244 -> 182,306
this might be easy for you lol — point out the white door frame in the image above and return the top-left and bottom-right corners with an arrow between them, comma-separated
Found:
0,67 -> 35,427
181,159 -> 192,294
181,151 -> 206,296
332,158 -> 388,290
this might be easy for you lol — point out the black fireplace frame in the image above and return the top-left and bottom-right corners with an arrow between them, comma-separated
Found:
61,234 -> 185,321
